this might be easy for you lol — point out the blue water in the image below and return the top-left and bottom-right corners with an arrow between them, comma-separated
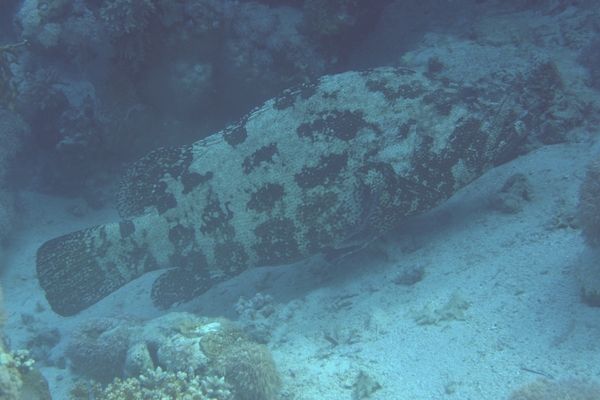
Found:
1,0 -> 600,398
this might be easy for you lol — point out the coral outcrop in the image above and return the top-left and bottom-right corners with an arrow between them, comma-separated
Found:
0,41 -> 26,112
235,293 -> 278,344
67,312 -> 282,400
216,341 -> 281,400
0,281 -> 21,400
100,0 -> 157,70
0,282 -> 51,400
66,315 -> 142,383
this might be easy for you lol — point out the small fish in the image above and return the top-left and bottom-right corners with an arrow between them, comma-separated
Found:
36,64 -> 557,316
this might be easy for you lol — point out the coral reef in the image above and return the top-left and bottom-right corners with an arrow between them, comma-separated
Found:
301,0 -> 393,64
0,110 -> 26,243
303,0 -> 349,37
66,315 -> 142,383
0,347 -> 24,400
16,0 -> 60,48
0,190 -> 19,245
66,312 -> 282,399
0,282 -> 22,400
139,57 -> 214,118
24,325 -> 61,368
100,0 -> 157,70
69,368 -> 233,399
215,341 -> 281,400
0,41 -> 26,112
8,0 -> 397,198
7,0 -> 322,196
0,282 -> 51,400
14,67 -> 118,198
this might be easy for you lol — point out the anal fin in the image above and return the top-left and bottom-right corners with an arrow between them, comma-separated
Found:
150,267 -> 224,310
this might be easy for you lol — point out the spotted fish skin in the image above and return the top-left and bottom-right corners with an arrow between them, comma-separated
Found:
36,64 -> 558,316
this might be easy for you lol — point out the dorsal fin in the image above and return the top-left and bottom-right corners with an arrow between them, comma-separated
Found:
117,145 -> 212,218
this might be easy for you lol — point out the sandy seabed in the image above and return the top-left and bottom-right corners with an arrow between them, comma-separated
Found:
2,141 -> 599,399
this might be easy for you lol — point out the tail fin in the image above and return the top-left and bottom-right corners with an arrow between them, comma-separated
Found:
36,221 -> 158,316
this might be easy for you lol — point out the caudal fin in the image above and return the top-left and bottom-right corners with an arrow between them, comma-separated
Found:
36,222 -> 158,316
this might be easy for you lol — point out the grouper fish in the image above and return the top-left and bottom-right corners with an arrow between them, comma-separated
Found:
36,63 -> 559,316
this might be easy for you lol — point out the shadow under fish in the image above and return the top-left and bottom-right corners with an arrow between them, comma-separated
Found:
36,63 -> 560,316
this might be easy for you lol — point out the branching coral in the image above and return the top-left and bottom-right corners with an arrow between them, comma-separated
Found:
0,282 -> 22,400
69,368 -> 233,400
0,282 -> 51,400
67,314 -> 282,400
